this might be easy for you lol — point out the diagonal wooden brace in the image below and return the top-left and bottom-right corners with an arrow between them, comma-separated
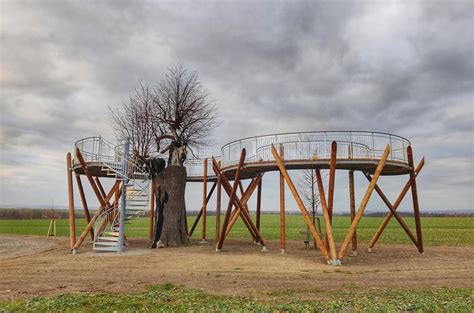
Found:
316,169 -> 338,262
226,180 -> 255,234
213,155 -> 266,249
225,176 -> 262,238
215,149 -> 246,250
214,162 -> 260,243
189,182 -> 217,237
337,145 -> 391,260
72,180 -> 122,252
368,157 -> 425,249
75,148 -> 107,208
364,173 -> 418,248
271,144 -> 330,261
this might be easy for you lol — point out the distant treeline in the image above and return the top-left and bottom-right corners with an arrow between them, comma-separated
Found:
0,208 -> 472,220
0,208 -> 92,220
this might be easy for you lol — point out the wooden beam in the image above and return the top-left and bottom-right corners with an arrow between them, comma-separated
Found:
95,177 -> 107,199
348,170 -> 357,255
188,182 -> 217,237
75,174 -> 93,241
215,165 -> 222,244
75,148 -> 107,208
364,172 -> 418,248
66,153 -> 76,249
407,146 -> 423,253
256,178 -> 262,232
213,157 -> 266,248
315,169 -> 337,262
202,158 -> 208,242
72,180 -> 122,252
215,149 -> 246,251
221,178 -> 258,240
327,141 -> 337,221
271,144 -> 329,261
337,145 -> 390,260
279,144 -> 286,253
225,177 -> 261,238
368,158 -> 424,250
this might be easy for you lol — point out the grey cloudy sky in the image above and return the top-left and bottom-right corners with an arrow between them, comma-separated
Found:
0,1 -> 473,212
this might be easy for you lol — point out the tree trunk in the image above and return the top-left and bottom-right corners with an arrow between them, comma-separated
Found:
154,165 -> 189,246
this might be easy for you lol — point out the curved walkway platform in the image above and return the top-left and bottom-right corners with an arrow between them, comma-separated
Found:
72,131 -> 412,181
186,131 -> 411,181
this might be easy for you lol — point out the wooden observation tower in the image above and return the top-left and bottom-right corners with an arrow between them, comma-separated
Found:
67,131 -> 424,265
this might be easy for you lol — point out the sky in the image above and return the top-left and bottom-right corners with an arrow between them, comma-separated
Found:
0,0 -> 473,213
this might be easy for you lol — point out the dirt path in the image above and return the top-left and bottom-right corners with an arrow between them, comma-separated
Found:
0,235 -> 473,301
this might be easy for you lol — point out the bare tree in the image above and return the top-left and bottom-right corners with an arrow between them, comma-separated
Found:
109,64 -> 218,247
151,63 -> 218,166
297,169 -> 325,248
109,83 -> 156,157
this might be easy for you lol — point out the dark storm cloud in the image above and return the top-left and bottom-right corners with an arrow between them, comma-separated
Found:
0,0 -> 472,210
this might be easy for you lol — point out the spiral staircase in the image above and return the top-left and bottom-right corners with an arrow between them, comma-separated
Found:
74,137 -> 152,252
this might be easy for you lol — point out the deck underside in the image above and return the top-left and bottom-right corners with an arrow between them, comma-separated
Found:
74,158 -> 410,182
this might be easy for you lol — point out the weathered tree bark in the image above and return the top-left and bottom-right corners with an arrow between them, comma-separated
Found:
154,165 -> 189,246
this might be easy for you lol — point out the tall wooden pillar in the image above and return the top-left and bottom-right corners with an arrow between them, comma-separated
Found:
256,178 -> 262,232
407,146 -> 423,253
201,158 -> 208,242
149,180 -> 156,241
279,144 -> 286,254
66,152 -> 76,249
215,161 -> 222,243
349,170 -> 357,255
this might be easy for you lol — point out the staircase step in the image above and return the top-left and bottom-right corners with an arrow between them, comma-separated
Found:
94,241 -> 119,246
103,231 -> 119,237
93,246 -> 119,252
98,236 -> 119,242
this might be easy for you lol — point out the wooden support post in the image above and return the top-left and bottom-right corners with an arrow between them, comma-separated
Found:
407,146 -> 423,253
201,158 -> 208,242
215,165 -> 222,243
328,141 -> 337,221
368,158 -> 425,250
279,144 -> 286,253
72,180 -> 121,252
149,179 -> 155,241
189,182 -> 217,237
348,170 -> 357,256
337,145 -> 390,260
75,174 -> 93,241
315,169 -> 338,263
256,178 -> 262,232
326,141 -> 337,249
66,152 -> 76,249
364,173 -> 418,247
271,144 -> 329,261
216,149 -> 246,251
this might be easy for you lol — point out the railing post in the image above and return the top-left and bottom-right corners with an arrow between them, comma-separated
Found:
371,132 -> 375,158
118,138 -> 130,253
389,135 -> 393,160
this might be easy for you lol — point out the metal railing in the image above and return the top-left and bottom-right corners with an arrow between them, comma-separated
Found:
74,136 -> 150,182
220,131 -> 410,166
74,131 -> 411,179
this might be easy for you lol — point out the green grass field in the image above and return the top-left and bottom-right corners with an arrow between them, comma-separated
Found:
1,215 -> 472,311
0,215 -> 473,246
1,284 -> 471,312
